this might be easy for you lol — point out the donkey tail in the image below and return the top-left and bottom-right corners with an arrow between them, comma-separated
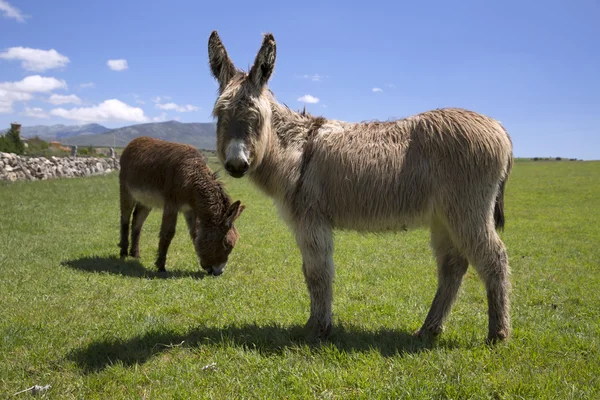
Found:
494,178 -> 507,231
494,152 -> 514,231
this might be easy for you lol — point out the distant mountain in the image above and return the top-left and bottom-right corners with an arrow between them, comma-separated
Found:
1,123 -> 110,140
62,120 -> 217,150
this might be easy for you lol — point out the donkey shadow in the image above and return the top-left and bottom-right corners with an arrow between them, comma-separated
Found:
68,323 -> 461,373
61,255 -> 206,279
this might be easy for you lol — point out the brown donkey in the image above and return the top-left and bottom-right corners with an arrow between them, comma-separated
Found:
119,136 -> 245,276
207,31 -> 514,343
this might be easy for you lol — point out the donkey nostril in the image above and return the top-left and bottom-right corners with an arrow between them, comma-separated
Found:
225,159 -> 249,174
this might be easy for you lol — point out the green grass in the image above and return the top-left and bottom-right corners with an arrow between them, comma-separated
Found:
1,160 -> 599,399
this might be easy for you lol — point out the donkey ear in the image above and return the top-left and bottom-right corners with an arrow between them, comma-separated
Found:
248,33 -> 276,88
225,200 -> 245,227
208,30 -> 237,91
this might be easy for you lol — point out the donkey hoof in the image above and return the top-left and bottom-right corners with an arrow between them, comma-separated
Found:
413,327 -> 442,340
486,330 -> 510,345
155,261 -> 166,273
304,317 -> 332,340
319,323 -> 333,339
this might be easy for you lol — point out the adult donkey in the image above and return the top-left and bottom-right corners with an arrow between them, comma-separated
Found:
207,31 -> 514,343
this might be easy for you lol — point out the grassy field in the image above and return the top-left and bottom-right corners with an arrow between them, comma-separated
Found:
1,159 -> 599,399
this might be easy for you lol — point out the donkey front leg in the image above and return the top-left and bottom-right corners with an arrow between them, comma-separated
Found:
295,221 -> 335,339
183,210 -> 197,243
119,185 -> 135,258
155,206 -> 178,272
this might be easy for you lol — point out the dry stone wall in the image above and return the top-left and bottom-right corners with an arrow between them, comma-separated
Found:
0,152 -> 120,182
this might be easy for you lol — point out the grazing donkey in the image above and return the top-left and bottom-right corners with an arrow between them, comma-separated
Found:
119,136 -> 245,276
207,31 -> 514,343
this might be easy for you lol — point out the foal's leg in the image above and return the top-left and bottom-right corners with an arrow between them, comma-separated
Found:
295,219 -> 335,339
155,206 -> 178,272
183,210 -> 197,243
129,204 -> 151,258
119,185 -> 135,258
416,220 -> 469,338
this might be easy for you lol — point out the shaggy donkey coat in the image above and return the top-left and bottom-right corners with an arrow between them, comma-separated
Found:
119,136 -> 245,276
207,31 -> 514,342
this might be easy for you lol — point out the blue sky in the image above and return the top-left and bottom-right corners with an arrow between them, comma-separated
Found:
1,0 -> 599,159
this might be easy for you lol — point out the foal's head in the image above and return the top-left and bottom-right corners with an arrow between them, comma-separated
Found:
195,200 -> 245,276
208,31 -> 276,179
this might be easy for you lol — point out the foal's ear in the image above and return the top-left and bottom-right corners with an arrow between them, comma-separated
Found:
208,30 -> 237,91
249,33 -> 276,88
225,200 -> 246,227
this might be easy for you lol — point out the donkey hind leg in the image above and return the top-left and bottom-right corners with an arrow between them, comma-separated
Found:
295,220 -> 335,339
119,186 -> 135,258
450,212 -> 511,343
416,220 -> 469,339
155,206 -> 178,272
129,204 -> 152,258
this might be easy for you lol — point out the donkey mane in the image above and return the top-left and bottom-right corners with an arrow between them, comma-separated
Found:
199,168 -> 233,222
269,96 -> 327,150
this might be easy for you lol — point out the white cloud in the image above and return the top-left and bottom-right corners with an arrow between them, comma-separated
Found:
297,94 -> 319,104
0,89 -> 32,113
156,102 -> 199,112
107,59 -> 128,71
0,76 -> 66,113
51,99 -> 148,123
153,96 -> 197,112
299,73 -> 328,82
48,94 -> 82,105
152,95 -> 171,103
372,87 -> 383,93
0,0 -> 25,22
322,104 -> 328,108
0,75 -> 67,93
21,107 -> 49,119
80,82 -> 95,89
0,47 -> 69,72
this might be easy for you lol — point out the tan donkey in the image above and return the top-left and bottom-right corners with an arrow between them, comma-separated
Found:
207,31 -> 514,343
119,136 -> 245,276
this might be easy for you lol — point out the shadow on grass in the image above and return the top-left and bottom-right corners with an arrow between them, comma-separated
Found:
61,256 -> 207,280
68,322 -> 459,373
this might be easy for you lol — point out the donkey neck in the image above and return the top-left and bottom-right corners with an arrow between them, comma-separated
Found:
191,166 -> 231,224
248,97 -> 324,203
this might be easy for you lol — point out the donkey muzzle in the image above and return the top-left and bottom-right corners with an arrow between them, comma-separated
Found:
202,262 -> 226,276
224,159 -> 249,178
225,139 -> 250,178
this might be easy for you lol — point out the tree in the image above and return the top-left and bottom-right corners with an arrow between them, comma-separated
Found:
0,135 -> 15,153
0,124 -> 25,155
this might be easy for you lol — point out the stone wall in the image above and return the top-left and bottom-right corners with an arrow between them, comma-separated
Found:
0,152 -> 120,182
